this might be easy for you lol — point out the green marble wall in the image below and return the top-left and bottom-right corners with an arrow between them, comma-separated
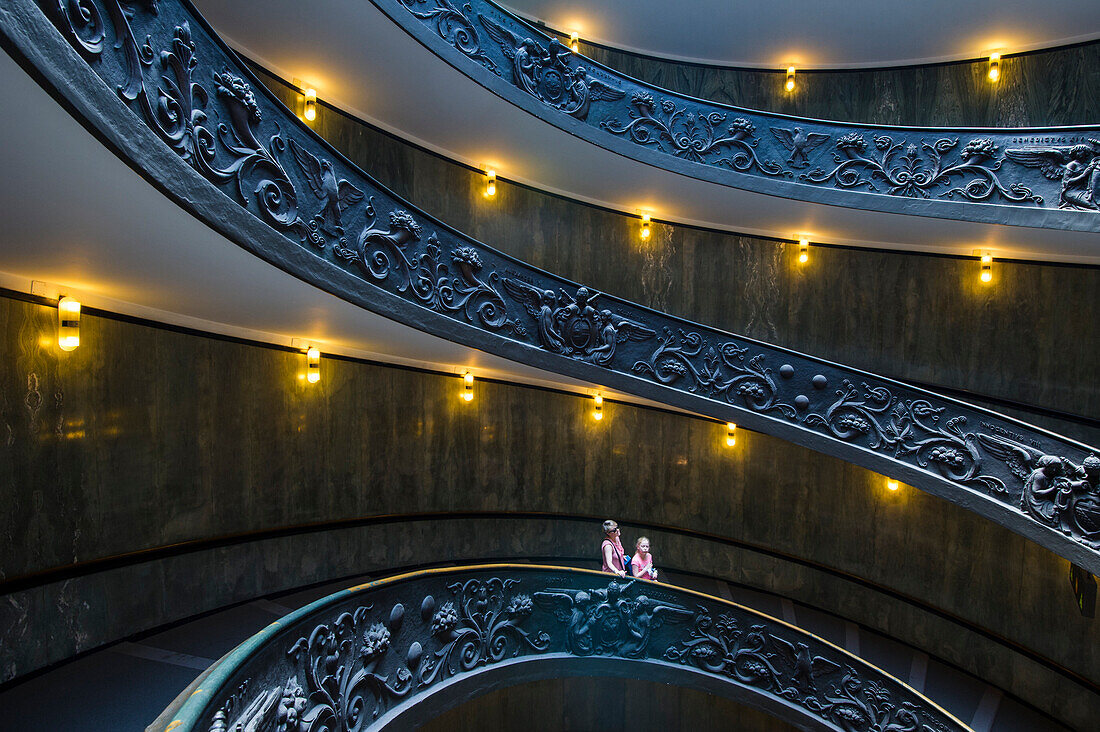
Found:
421,676 -> 799,731
574,41 -> 1100,127
1,295 -> 1096,728
255,69 -> 1099,445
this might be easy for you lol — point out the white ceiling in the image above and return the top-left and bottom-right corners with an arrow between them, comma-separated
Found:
503,0 -> 1100,67
192,0 -> 1100,264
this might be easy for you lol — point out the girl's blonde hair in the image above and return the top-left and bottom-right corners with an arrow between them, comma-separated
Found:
635,536 -> 650,550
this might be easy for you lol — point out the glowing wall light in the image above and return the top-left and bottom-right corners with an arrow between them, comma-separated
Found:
569,31 -> 580,53
726,422 -> 737,447
886,478 -> 899,492
640,213 -> 651,241
462,371 -> 474,401
303,88 -> 317,121
785,66 -> 796,92
975,250 -> 993,283
57,296 -> 81,351
306,346 -> 321,383
988,53 -> 1001,83
798,237 -> 810,264
592,393 -> 604,421
484,169 -> 497,198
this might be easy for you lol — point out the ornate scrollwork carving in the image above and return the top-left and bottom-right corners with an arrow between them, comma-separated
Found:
632,328 -> 797,419
479,16 -> 624,120
180,568 -> 965,732
603,94 -> 787,175
398,0 -> 496,71
803,134 -> 1041,203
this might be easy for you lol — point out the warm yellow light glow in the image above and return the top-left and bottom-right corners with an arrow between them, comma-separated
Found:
726,422 -> 737,447
592,393 -> 604,420
484,170 -> 496,197
569,31 -> 579,53
640,213 -> 651,240
977,250 -> 993,284
785,66 -> 796,92
58,296 -> 81,351
462,371 -> 474,401
988,53 -> 1001,82
798,237 -> 810,264
887,479 -> 899,491
306,346 -> 321,383
303,88 -> 317,121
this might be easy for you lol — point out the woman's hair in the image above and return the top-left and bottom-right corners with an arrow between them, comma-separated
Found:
635,536 -> 650,550
602,519 -> 618,534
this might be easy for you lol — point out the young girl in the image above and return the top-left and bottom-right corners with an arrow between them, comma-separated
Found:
631,536 -> 658,581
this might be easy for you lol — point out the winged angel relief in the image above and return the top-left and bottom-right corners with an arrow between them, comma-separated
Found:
1005,139 -> 1100,210
478,16 -> 624,120
502,281 -> 655,366
288,139 -> 365,243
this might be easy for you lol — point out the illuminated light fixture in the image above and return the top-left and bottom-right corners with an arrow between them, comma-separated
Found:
306,346 -> 321,383
640,213 -> 651,241
975,249 -> 993,283
57,296 -> 81,351
726,422 -> 737,447
484,169 -> 497,198
593,393 -> 604,421
303,88 -> 317,121
462,371 -> 474,402
569,31 -> 580,53
988,52 -> 1001,83
886,478 -> 899,492
785,66 -> 796,92
798,237 -> 810,264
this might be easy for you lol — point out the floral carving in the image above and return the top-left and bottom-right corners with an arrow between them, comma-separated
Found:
803,135 -> 1041,203
632,328 -> 797,419
417,578 -> 551,685
398,0 -> 496,70
602,94 -> 787,175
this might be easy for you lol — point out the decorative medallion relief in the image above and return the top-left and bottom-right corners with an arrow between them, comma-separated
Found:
30,0 -> 1100,570
195,569 -> 964,732
379,0 -> 1100,216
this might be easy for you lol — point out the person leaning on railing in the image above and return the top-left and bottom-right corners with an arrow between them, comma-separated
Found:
631,536 -> 658,581
600,519 -> 627,577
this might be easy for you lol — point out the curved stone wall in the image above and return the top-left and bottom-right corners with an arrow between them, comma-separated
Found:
252,67 -> 1100,449
574,40 -> 1100,127
0,297 -> 1096,728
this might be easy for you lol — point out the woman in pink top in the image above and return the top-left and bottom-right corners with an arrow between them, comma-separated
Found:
600,519 -> 626,577
631,536 -> 658,581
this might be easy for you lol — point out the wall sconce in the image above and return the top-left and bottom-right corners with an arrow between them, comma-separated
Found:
975,249 -> 993,283
462,371 -> 474,401
303,88 -> 317,121
640,213 -> 651,241
726,422 -> 737,447
484,169 -> 497,198
306,346 -> 321,383
886,478 -> 899,491
592,393 -> 604,421
569,32 -> 580,53
57,296 -> 81,351
798,237 -> 810,264
785,66 -> 796,92
988,53 -> 1001,83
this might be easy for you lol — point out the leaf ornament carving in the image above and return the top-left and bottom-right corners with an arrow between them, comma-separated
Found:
603,94 -> 788,175
397,0 -> 496,71
803,134 -> 1042,203
631,328 -> 797,419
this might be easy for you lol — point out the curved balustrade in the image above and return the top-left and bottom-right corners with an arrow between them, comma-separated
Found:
374,0 -> 1100,232
156,565 -> 970,731
4,0 -> 1099,574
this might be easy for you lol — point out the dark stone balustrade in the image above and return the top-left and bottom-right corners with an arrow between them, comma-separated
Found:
157,565 -> 969,731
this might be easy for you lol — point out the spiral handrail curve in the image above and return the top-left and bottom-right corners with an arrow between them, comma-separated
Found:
154,564 -> 972,732
2,0 -> 1098,574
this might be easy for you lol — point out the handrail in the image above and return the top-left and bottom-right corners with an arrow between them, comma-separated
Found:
156,564 -> 972,731
373,0 -> 1100,232
3,0 -> 1099,574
